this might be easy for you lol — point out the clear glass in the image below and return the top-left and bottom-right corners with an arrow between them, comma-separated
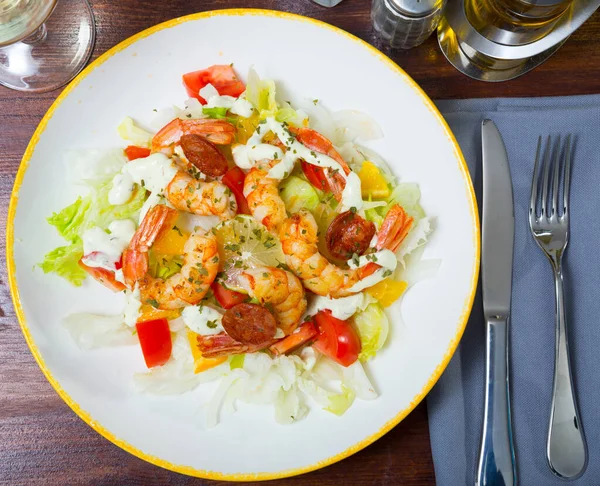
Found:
465,0 -> 574,44
0,0 -> 95,92
372,0 -> 445,49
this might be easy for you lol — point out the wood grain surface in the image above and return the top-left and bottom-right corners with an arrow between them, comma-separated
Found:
1,1 -> 599,484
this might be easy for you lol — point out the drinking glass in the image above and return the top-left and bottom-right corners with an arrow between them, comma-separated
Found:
0,0 -> 95,92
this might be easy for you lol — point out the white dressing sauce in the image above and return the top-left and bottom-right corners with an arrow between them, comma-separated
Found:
347,267 -> 394,293
200,83 -> 254,118
138,191 -> 165,224
340,172 -> 363,212
305,293 -> 365,321
370,234 -> 379,248
233,117 -> 364,211
123,284 -> 141,327
346,249 -> 398,293
125,153 -> 179,193
109,152 -> 179,222
232,145 -> 252,169
347,249 -> 397,271
114,268 -> 125,284
81,219 -> 136,271
108,172 -> 134,205
182,305 -> 224,335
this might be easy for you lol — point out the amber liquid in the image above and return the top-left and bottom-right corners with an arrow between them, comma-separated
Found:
465,0 -> 573,42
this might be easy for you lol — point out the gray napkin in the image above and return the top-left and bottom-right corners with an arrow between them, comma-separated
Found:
427,94 -> 600,485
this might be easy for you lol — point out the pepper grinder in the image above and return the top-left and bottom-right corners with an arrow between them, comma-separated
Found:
372,0 -> 447,49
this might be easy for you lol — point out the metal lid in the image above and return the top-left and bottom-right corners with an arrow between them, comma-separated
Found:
387,0 -> 442,17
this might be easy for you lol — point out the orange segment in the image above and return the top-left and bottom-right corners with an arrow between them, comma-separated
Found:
187,330 -> 228,373
366,278 -> 408,307
359,161 -> 390,199
138,304 -> 181,323
153,226 -> 189,256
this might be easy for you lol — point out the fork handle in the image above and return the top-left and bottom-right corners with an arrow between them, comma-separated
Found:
477,316 -> 516,486
547,266 -> 587,478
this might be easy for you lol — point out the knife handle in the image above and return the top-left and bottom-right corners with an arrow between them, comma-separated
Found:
476,316 -> 517,486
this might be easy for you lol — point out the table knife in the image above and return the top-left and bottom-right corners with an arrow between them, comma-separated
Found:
476,120 -> 517,486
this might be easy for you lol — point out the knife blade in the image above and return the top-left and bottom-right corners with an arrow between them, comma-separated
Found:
476,120 -> 517,486
481,119 -> 515,319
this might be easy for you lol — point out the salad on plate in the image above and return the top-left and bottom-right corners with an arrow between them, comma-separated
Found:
40,64 -> 433,426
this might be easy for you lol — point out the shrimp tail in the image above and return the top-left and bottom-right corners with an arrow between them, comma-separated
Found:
122,205 -> 179,285
152,118 -> 236,152
292,127 -> 351,201
375,204 -> 413,253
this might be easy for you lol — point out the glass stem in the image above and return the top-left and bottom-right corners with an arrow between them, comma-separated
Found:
22,24 -> 48,46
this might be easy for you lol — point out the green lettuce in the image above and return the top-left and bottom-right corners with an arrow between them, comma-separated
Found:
324,384 -> 356,416
353,303 -> 389,362
364,182 -> 425,228
279,176 -> 320,213
245,68 -> 278,119
116,116 -> 153,147
230,354 -> 245,370
40,151 -> 147,285
38,242 -> 86,286
47,197 -> 91,243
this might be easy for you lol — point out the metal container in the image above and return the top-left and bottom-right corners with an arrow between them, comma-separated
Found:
372,0 -> 447,49
438,0 -> 600,81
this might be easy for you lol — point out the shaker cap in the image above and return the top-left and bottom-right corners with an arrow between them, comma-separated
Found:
387,0 -> 443,17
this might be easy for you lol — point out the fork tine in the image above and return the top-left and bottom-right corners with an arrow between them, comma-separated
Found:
530,136 -> 542,220
563,134 -> 572,216
541,136 -> 552,217
551,135 -> 561,217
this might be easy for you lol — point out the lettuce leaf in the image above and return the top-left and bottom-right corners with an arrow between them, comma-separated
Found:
47,197 -> 91,243
279,176 -> 320,213
244,68 -> 278,119
63,313 -> 137,349
364,183 -> 425,232
39,242 -> 86,286
116,116 -> 154,147
353,303 -> 389,362
324,384 -> 356,416
41,150 -> 147,285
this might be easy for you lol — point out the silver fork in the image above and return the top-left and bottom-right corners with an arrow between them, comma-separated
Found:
529,135 -> 587,479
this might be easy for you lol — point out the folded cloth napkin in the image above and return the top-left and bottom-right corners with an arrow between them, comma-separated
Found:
427,94 -> 600,485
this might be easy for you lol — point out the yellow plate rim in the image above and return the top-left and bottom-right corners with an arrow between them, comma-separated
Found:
6,8 -> 480,481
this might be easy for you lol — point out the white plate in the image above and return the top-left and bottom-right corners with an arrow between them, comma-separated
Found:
7,9 -> 479,480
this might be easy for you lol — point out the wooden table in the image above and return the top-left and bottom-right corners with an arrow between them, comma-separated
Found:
1,1 -> 599,484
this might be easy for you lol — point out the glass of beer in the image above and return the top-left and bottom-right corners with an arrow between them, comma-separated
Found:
465,0 -> 575,45
0,0 -> 95,92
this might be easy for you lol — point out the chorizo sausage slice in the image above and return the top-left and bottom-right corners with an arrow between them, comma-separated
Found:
180,134 -> 229,177
326,210 -> 376,260
222,303 -> 277,345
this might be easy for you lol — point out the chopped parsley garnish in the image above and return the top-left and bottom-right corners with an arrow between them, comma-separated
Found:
146,299 -> 160,308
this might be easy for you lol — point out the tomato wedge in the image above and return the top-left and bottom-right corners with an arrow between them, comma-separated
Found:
182,65 -> 246,104
222,167 -> 250,214
124,145 -> 151,161
269,321 -> 318,356
301,161 -> 331,193
313,311 -> 361,367
212,282 -> 248,309
78,257 -> 125,292
136,318 -> 172,368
